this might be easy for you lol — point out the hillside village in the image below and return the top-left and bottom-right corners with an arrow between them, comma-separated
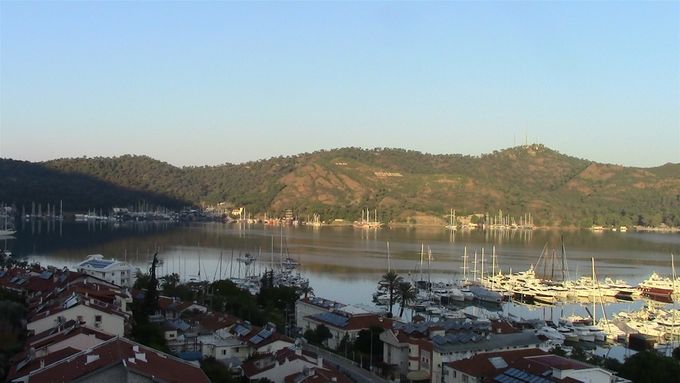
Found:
0,252 -> 653,383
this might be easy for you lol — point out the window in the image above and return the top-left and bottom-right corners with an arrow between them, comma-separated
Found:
95,315 -> 102,322
222,350 -> 226,355
235,347 -> 239,353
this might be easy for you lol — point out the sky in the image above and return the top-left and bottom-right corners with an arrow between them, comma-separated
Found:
1,1 -> 678,168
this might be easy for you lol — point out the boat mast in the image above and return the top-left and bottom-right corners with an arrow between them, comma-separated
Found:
473,251 -> 478,282
419,244 -> 424,282
481,247 -> 485,283
492,246 -> 496,291
427,247 -> 432,290
462,246 -> 468,282
561,236 -> 567,281
591,257 -> 596,321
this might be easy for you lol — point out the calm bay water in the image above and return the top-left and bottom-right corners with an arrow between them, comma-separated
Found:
3,221 -> 680,323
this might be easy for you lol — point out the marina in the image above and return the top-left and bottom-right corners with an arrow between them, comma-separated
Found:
4,221 -> 680,351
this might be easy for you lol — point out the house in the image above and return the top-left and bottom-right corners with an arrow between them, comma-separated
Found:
380,319 -> 543,383
443,348 -> 547,383
296,297 -> 392,349
284,365 -> 353,383
76,254 -> 140,287
27,292 -> 129,336
242,347 -> 351,383
304,310 -> 393,349
157,295 -> 208,320
295,297 -> 347,327
0,266 -> 124,299
444,349 -> 618,383
7,321 -> 116,382
196,318 -> 294,363
30,279 -> 133,315
165,311 -> 239,355
11,337 -> 210,383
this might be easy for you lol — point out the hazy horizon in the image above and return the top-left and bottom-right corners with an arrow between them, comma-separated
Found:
1,2 -> 678,167
2,143 -> 678,169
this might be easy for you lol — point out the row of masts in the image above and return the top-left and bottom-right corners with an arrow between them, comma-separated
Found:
22,201 -> 64,220
445,208 -> 534,230
355,208 -> 381,228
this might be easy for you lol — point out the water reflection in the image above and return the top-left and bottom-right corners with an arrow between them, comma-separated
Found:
5,222 -> 679,306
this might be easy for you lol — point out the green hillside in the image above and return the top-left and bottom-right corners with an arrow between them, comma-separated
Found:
1,145 -> 679,228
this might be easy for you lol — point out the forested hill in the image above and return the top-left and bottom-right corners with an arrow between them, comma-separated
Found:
1,145 -> 679,228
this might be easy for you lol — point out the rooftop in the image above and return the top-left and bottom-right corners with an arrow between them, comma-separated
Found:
433,331 -> 541,353
446,348 -> 547,377
301,297 -> 346,311
308,311 -> 392,331
24,337 -> 210,383
526,354 -> 596,371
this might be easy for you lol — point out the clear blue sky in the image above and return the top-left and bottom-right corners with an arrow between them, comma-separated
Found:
1,1 -> 678,167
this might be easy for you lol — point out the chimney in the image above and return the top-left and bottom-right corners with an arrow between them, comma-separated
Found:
39,359 -> 45,369
317,356 -> 323,368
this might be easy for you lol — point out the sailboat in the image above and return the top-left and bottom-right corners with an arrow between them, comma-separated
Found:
353,208 -> 382,229
0,214 -> 15,237
444,209 -> 456,231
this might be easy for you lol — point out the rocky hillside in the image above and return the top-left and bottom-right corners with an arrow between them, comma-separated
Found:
1,145 -> 679,227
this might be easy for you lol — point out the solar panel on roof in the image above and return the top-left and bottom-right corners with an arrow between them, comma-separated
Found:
258,329 -> 272,339
315,312 -> 348,327
40,271 -> 53,280
10,277 -> 18,283
251,335 -> 264,344
0,271 -> 5,278
489,356 -> 508,369
234,325 -> 250,336
83,259 -> 114,269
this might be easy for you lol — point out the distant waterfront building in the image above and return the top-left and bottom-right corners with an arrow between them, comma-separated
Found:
76,254 -> 140,287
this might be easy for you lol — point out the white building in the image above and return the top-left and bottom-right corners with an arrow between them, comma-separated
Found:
27,293 -> 129,336
76,254 -> 140,287
381,320 -> 543,383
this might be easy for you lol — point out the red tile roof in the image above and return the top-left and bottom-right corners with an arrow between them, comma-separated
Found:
525,354 -> 595,371
30,324 -> 115,350
242,347 -> 321,377
28,293 -> 129,324
6,347 -> 81,382
285,366 -> 353,383
446,348 -> 547,378
308,313 -> 393,331
491,320 -> 521,334
198,312 -> 239,331
25,337 -> 210,383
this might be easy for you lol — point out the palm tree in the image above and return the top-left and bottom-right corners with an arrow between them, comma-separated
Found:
396,281 -> 417,318
299,284 -> 314,299
380,270 -> 402,316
